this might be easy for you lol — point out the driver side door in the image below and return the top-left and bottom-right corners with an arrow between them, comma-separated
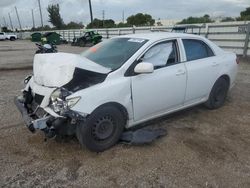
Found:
131,40 -> 187,122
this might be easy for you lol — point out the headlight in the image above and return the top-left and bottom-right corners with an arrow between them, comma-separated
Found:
51,88 -> 72,101
50,88 -> 80,113
51,89 -> 61,102
67,97 -> 81,108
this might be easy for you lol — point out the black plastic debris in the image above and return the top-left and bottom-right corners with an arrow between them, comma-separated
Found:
120,128 -> 167,145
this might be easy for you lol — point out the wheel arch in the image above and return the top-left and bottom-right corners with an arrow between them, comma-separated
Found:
218,74 -> 230,87
206,74 -> 231,100
92,102 -> 129,122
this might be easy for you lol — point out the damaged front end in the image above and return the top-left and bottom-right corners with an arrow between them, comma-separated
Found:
15,52 -> 110,140
14,80 -> 86,139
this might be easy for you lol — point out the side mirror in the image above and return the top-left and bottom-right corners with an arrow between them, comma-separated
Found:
134,62 -> 154,74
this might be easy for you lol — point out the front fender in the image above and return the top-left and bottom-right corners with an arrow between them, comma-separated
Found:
68,76 -> 133,120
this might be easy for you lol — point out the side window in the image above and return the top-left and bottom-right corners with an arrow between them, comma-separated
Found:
141,41 -> 178,69
0,33 -> 4,35
183,39 -> 214,61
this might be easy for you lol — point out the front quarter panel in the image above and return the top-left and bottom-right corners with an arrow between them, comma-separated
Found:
67,75 -> 133,121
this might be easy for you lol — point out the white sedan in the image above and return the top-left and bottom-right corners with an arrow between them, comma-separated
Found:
15,33 -> 238,152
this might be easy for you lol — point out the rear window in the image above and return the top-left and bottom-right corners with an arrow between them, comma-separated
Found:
183,39 -> 214,61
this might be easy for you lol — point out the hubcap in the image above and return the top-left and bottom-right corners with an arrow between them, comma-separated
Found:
92,116 -> 115,140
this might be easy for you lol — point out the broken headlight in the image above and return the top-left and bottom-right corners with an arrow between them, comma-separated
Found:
50,88 -> 80,113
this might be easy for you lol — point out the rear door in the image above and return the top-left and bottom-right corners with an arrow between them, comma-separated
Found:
181,39 -> 220,104
131,39 -> 187,121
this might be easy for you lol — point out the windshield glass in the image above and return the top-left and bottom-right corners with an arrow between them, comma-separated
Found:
81,38 -> 148,70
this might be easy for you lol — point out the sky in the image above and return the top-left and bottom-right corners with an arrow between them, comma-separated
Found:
0,0 -> 249,29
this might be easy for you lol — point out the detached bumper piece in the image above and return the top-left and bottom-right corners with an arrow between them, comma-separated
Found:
14,96 -> 63,138
14,96 -> 37,133
15,96 -> 54,132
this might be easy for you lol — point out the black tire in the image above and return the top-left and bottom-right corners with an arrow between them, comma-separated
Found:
205,77 -> 229,109
10,37 -> 16,41
35,50 -> 42,54
79,40 -> 86,47
76,105 -> 126,152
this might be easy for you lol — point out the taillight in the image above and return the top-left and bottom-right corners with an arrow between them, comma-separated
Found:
236,57 -> 240,64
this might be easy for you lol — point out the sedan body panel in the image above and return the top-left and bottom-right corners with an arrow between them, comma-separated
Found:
16,32 -> 238,131
131,63 -> 187,121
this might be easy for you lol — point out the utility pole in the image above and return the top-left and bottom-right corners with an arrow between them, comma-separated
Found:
3,17 -> 7,27
15,6 -> 22,30
102,10 -> 105,27
31,9 -> 35,28
8,13 -> 14,31
122,10 -> 125,23
88,0 -> 93,23
38,0 -> 44,27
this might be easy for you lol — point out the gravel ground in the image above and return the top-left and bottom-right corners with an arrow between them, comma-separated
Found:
0,40 -> 250,187
0,40 -> 86,69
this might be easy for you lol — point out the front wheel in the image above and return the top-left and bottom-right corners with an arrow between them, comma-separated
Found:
76,105 -> 126,152
204,77 -> 229,109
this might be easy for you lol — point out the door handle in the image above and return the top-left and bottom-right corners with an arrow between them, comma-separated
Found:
212,62 -> 219,67
176,70 -> 186,76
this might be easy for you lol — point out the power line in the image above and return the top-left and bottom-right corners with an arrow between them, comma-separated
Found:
15,6 -> 22,30
38,0 -> 44,27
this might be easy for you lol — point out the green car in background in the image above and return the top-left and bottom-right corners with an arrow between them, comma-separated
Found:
72,31 -> 102,47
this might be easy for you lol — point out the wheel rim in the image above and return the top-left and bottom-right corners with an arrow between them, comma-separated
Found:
92,116 -> 115,141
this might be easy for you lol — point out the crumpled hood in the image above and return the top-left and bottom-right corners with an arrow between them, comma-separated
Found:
33,52 -> 111,87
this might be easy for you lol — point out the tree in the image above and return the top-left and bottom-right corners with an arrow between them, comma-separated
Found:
178,14 -> 214,24
32,25 -> 52,31
65,21 -> 84,29
127,13 -> 155,26
87,18 -> 115,28
238,7 -> 250,21
1,27 -> 11,32
47,4 -> 64,29
116,22 -> 130,28
221,17 -> 235,22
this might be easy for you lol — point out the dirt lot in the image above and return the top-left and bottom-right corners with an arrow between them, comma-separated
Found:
0,40 -> 85,69
0,40 -> 250,187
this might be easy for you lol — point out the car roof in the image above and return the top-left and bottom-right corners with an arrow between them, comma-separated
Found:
116,32 -> 204,41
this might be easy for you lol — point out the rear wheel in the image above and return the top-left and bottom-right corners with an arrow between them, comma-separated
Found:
205,77 -> 229,109
35,49 -> 42,54
10,37 -> 16,41
76,105 -> 126,152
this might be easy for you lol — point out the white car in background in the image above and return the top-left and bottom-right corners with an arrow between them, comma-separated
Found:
15,33 -> 238,152
0,32 -> 17,41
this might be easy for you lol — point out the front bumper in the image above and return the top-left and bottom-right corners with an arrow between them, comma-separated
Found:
14,96 -> 50,132
14,95 -> 86,136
